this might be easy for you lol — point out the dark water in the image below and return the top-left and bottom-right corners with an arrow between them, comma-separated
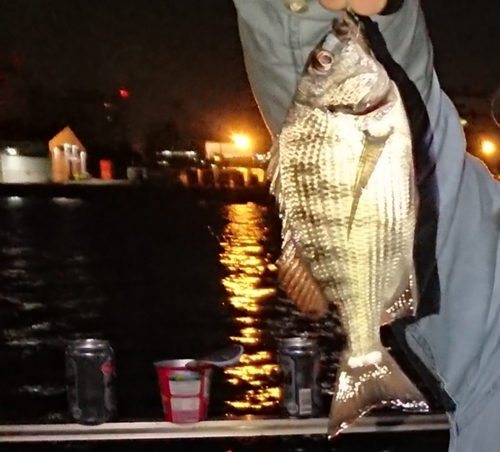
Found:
0,189 -> 449,450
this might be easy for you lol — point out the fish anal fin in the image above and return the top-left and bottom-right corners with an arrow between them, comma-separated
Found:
409,270 -> 419,317
278,256 -> 329,319
347,130 -> 391,237
328,344 -> 429,438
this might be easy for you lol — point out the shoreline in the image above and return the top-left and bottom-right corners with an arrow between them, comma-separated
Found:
0,182 -> 272,203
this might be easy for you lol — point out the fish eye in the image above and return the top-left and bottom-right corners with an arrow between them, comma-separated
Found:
316,50 -> 334,67
310,50 -> 334,74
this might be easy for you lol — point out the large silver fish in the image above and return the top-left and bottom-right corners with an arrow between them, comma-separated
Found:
268,12 -> 429,436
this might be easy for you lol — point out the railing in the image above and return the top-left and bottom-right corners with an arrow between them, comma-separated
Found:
0,414 -> 449,443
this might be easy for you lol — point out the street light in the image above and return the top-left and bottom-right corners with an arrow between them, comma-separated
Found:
232,134 -> 251,150
481,139 -> 496,156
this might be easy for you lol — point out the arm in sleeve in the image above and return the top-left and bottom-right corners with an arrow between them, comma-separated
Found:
233,0 -> 500,424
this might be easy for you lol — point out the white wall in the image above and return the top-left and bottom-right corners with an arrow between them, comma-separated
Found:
0,155 -> 52,183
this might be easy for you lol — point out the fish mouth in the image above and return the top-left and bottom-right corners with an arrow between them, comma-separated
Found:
332,9 -> 362,42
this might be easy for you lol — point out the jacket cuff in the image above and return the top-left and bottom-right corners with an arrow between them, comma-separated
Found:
379,0 -> 404,15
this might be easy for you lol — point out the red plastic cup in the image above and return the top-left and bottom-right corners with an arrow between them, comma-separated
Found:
154,359 -> 212,423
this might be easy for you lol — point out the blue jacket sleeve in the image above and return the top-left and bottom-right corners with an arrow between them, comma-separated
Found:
233,0 -> 500,431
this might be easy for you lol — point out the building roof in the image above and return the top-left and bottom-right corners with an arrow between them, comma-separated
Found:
48,126 -> 86,152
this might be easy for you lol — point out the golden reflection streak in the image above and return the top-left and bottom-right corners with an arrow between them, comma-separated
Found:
230,336 -> 259,345
219,204 -> 278,411
236,317 -> 256,326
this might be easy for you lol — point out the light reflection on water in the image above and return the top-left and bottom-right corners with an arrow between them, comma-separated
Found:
219,203 -> 279,412
0,195 -> 342,423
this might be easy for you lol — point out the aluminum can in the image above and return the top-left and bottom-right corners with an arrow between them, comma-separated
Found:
65,338 -> 116,425
278,337 -> 321,418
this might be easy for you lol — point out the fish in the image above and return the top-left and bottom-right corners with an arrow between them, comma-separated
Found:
268,11 -> 429,437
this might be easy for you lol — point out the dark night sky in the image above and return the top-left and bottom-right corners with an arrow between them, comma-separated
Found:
0,0 -> 499,145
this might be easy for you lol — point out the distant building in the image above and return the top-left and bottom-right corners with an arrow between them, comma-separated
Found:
0,126 -> 89,183
205,141 -> 254,161
157,149 -> 200,168
0,141 -> 51,183
49,126 -> 88,182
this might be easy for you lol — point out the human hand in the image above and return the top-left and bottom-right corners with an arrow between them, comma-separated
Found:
318,0 -> 388,15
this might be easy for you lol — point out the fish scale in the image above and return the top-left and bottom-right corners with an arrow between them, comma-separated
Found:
268,12 -> 429,437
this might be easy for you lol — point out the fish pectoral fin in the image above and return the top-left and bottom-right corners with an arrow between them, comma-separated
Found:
328,344 -> 429,438
347,130 -> 391,237
278,255 -> 329,319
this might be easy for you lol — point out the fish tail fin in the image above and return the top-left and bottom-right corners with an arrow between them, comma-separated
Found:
328,344 -> 429,438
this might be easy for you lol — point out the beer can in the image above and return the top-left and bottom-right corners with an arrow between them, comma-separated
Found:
278,337 -> 321,418
65,338 -> 116,425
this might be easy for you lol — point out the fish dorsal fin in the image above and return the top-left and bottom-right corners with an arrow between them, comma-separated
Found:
347,130 -> 390,237
267,138 -> 329,318
267,139 -> 281,200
